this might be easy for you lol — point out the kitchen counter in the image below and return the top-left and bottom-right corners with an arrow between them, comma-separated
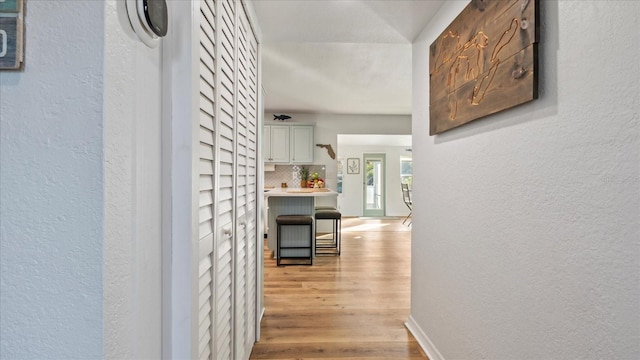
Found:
264,188 -> 337,197
263,188 -> 338,258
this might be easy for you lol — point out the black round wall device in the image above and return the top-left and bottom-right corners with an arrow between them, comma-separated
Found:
143,0 -> 168,37
126,0 -> 168,47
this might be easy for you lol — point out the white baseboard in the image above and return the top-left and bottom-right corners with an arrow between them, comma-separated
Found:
405,315 -> 445,360
256,306 -> 265,341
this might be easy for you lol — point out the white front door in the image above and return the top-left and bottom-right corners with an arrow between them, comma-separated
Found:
363,153 -> 386,217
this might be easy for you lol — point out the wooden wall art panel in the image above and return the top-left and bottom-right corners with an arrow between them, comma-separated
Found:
429,0 -> 539,135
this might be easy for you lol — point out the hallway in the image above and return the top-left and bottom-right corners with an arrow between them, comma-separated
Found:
250,217 -> 426,359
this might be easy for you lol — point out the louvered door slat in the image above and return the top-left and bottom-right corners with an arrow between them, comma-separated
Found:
199,190 -> 213,208
198,306 -> 212,338
216,241 -> 233,356
200,97 -> 215,122
200,78 -> 215,102
201,57 -> 215,85
198,332 -> 211,360
200,33 -> 215,67
199,142 -> 214,161
215,223 -> 233,358
201,1 -> 215,31
199,158 -> 214,176
199,175 -> 213,192
213,1 -> 236,357
245,6 -> 259,356
230,5 -> 257,359
197,1 -> 217,359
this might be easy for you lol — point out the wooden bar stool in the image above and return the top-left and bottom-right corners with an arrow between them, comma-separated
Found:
314,210 -> 341,256
276,215 -> 314,266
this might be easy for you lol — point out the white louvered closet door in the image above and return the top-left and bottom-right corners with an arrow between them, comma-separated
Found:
215,0 -> 237,359
242,3 -> 259,357
198,0 -> 217,359
233,7 -> 249,360
246,11 -> 259,351
233,4 -> 257,358
196,0 -> 259,359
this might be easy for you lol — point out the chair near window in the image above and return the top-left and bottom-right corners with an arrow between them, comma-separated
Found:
401,183 -> 412,225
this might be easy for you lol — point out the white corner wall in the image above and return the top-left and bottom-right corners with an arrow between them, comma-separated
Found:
103,0 -> 163,358
0,1 -> 165,358
410,1 -> 640,359
0,2 -> 105,358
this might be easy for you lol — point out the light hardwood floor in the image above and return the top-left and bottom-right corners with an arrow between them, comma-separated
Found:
250,217 -> 426,359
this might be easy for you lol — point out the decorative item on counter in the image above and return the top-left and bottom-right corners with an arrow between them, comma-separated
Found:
281,182 -> 288,188
308,172 -> 324,188
299,166 -> 309,188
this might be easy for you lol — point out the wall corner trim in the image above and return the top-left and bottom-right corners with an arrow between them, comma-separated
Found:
405,315 -> 445,360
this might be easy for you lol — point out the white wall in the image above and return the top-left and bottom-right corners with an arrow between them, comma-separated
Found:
409,1 -> 640,359
103,1 -> 163,358
0,1 -> 165,358
338,144 -> 412,217
0,2 -> 105,358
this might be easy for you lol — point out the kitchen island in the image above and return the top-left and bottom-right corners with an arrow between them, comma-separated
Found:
264,188 -> 338,258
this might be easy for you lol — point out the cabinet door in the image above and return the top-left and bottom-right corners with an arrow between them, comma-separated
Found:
263,125 -> 271,161
290,125 -> 314,163
268,125 -> 290,163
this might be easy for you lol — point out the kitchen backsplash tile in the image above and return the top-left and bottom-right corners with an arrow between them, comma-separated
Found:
265,165 -> 326,188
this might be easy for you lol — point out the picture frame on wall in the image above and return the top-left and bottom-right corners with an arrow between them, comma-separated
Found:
347,158 -> 360,174
428,0 -> 539,135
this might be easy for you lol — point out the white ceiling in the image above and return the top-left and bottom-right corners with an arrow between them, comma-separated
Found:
252,0 -> 445,115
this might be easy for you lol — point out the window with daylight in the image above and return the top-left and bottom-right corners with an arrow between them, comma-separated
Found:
400,157 -> 412,187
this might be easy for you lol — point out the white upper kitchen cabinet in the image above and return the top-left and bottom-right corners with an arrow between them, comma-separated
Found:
264,125 -> 290,163
264,124 -> 313,164
289,125 -> 314,163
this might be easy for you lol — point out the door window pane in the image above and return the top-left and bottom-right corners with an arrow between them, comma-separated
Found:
400,158 -> 412,187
